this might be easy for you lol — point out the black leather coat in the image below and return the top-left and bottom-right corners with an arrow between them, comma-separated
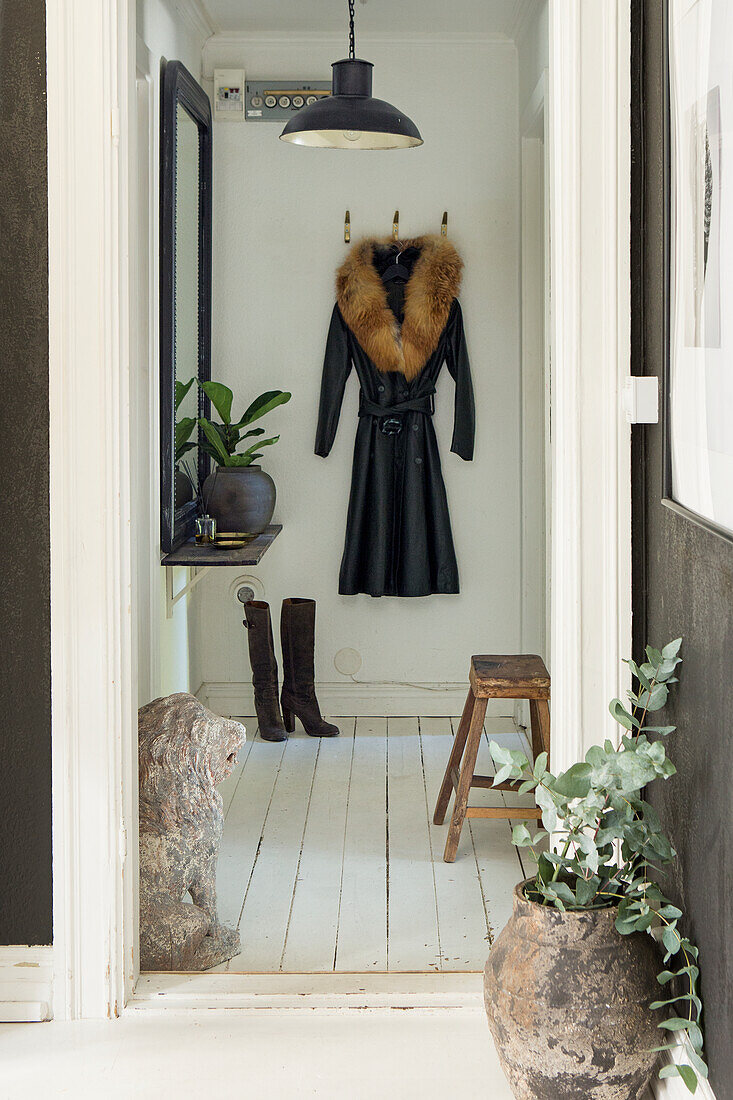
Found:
315,241 -> 474,597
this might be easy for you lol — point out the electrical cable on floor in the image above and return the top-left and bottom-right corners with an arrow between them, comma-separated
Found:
348,674 -> 459,693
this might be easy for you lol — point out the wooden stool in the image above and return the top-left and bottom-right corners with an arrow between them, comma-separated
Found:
433,655 -> 550,863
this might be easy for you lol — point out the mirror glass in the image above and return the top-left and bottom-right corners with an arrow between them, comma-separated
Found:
174,103 -> 200,510
160,60 -> 212,554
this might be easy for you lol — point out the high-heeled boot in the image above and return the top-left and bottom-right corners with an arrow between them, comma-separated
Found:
280,598 -> 339,738
243,601 -> 287,742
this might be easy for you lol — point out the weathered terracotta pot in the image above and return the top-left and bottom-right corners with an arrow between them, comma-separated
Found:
203,465 -> 275,536
484,881 -> 662,1100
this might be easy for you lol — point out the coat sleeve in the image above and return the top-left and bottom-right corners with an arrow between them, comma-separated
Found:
315,304 -> 353,457
445,300 -> 475,460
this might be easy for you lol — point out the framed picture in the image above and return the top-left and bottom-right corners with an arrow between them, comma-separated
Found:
664,0 -> 733,540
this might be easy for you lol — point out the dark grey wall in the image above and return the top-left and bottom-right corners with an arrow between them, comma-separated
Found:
632,3 -> 733,1094
0,0 -> 52,944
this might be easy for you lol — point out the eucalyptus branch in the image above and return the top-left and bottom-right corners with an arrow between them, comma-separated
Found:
489,639 -> 706,1093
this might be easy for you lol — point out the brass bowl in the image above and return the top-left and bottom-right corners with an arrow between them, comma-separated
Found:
213,532 -> 254,550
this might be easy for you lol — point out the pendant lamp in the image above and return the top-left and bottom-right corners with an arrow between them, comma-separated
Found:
280,0 -> 423,150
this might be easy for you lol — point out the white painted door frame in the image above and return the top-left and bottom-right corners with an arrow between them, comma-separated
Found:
47,0 -> 632,1017
47,0 -> 137,1019
548,0 -> 632,770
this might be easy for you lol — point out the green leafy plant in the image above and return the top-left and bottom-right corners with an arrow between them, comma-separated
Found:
175,377 -> 197,464
197,380 -> 291,468
489,640 -> 707,1093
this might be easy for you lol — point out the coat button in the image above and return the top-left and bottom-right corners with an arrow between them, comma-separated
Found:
378,384 -> 385,392
415,456 -> 423,465
413,423 -> 419,431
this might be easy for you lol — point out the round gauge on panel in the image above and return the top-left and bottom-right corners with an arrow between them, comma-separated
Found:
250,95 -> 263,108
306,95 -> 317,105
278,96 -> 291,108
264,95 -> 277,108
292,95 -> 304,109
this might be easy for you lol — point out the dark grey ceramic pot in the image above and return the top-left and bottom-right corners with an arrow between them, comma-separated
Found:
484,881 -> 662,1100
203,465 -> 276,536
174,467 -> 194,510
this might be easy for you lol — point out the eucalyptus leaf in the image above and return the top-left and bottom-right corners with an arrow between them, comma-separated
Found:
553,762 -> 592,798
533,751 -> 548,779
639,682 -> 669,712
500,639 -> 706,1091
512,823 -> 533,847
659,1064 -> 697,1093
609,698 -> 638,730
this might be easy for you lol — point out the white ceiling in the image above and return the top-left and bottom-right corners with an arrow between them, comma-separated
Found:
200,0 -> 527,38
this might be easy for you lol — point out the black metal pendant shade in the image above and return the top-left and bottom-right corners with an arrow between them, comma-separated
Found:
280,58 -> 423,150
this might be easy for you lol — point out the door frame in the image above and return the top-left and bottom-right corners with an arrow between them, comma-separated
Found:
47,0 -> 632,1017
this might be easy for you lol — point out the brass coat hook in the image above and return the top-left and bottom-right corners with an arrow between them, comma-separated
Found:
441,211 -> 448,237
344,210 -> 351,243
392,210 -> 399,241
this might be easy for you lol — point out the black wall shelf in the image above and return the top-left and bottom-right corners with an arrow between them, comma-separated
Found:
161,524 -> 282,567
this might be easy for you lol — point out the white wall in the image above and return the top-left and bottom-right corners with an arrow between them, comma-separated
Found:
517,1 -> 549,116
191,34 -> 523,710
137,0 -> 209,75
515,0 -> 550,671
134,0 -> 211,704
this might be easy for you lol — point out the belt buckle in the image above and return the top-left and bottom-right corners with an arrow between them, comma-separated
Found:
380,416 -> 402,436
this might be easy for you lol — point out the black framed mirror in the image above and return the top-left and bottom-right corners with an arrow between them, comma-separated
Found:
160,60 -> 212,554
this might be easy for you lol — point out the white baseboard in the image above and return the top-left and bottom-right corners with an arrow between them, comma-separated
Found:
198,681 -> 515,719
649,1038 -> 716,1100
0,946 -> 53,1022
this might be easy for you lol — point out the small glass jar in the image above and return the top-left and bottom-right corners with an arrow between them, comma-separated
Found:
195,515 -> 216,544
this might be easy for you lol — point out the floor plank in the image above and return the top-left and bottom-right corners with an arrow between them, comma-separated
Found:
419,717 -> 491,970
334,717 -> 388,971
215,716 -> 527,975
280,718 -> 356,972
467,720 -> 527,939
215,729 -> 287,932
233,731 -> 320,971
217,717 -> 255,819
387,717 -> 441,972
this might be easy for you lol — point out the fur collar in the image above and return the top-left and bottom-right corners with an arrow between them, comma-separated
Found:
336,234 -> 463,380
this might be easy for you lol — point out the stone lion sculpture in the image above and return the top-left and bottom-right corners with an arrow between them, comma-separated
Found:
138,692 -> 245,971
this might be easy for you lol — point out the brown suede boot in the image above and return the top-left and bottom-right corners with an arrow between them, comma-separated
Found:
280,598 -> 339,738
243,601 -> 287,742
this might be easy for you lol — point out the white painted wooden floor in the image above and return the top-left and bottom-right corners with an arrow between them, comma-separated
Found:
1,1011 -> 516,1100
213,715 -> 529,974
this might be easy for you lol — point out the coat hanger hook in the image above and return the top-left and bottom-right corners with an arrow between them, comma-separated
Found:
392,210 -> 399,241
344,209 -> 351,244
441,211 -> 448,237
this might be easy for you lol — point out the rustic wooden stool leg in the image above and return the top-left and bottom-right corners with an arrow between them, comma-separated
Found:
529,699 -> 543,763
443,695 -> 488,863
433,688 -> 475,825
536,699 -> 551,759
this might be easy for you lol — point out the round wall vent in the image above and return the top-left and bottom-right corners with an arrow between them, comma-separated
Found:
334,647 -> 363,677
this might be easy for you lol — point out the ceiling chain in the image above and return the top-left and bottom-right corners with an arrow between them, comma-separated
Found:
348,0 -> 356,59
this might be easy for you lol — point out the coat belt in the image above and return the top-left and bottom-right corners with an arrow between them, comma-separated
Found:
358,393 -> 435,418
